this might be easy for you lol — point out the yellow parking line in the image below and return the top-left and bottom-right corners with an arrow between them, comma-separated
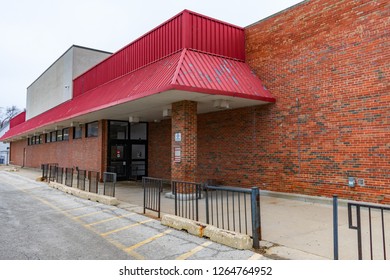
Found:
86,213 -> 136,226
59,205 -> 91,213
14,187 -> 146,259
176,241 -> 213,260
72,208 -> 115,219
124,229 -> 172,253
100,219 -> 153,236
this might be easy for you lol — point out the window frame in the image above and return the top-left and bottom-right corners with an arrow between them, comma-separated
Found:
73,126 -> 82,139
50,131 -> 57,142
86,121 -> 99,138
62,128 -> 69,141
57,129 -> 63,142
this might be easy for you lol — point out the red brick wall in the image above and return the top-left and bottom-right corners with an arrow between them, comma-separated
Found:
147,0 -> 389,203
10,139 -> 27,166
242,0 -> 390,203
171,101 -> 197,182
197,108 -> 258,187
10,121 -> 106,177
148,119 -> 171,180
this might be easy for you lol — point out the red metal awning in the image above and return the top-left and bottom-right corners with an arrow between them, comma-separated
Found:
1,49 -> 275,141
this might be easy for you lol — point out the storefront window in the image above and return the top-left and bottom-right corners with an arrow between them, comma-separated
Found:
109,121 -> 129,140
130,123 -> 147,140
51,131 -> 57,142
63,128 -> 69,141
86,122 -> 98,137
57,130 -> 63,141
73,126 -> 82,139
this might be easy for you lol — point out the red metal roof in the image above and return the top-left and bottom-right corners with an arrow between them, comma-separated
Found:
0,49 -> 275,141
9,111 -> 26,128
174,49 -> 274,100
73,10 -> 245,98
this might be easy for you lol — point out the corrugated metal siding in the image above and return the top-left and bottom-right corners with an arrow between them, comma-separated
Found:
73,14 -> 183,98
187,11 -> 245,61
73,10 -> 245,98
175,50 -> 273,99
9,111 -> 26,129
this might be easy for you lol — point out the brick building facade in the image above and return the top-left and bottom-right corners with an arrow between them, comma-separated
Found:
139,0 -> 390,203
244,0 -> 389,203
2,0 -> 389,204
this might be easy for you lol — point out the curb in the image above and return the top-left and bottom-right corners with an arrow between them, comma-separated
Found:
48,181 -> 119,206
161,214 -> 252,250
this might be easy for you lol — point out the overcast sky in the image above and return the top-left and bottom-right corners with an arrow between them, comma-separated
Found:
0,0 -> 303,112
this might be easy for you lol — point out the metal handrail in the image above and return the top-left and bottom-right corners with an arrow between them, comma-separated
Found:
348,201 -> 390,260
205,185 -> 261,249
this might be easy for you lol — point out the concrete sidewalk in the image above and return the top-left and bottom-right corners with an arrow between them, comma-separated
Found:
2,165 -> 384,260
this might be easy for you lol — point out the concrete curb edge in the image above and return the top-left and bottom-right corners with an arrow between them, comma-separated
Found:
161,214 -> 252,250
48,181 -> 119,206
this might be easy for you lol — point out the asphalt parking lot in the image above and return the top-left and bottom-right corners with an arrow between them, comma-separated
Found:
0,170 -> 266,260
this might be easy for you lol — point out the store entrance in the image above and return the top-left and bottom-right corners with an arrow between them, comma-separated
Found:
107,121 -> 148,181
109,143 -> 128,180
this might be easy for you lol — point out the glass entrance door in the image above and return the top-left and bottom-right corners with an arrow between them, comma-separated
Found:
109,143 -> 128,180
107,121 -> 148,181
129,123 -> 148,180
130,143 -> 146,179
108,121 -> 130,180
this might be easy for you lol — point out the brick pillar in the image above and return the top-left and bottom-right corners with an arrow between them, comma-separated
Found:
171,100 -> 197,185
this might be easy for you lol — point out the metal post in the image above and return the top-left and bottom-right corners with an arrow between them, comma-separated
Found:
205,185 -> 210,224
174,182 -> 178,216
157,180 -> 162,218
381,209 -> 386,260
143,177 -> 146,215
357,205 -> 362,260
333,195 -> 339,260
195,184 -> 199,221
251,187 -> 261,249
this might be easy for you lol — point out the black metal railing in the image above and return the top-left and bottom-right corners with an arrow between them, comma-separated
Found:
88,171 -> 100,194
173,180 -> 202,222
65,167 -> 73,187
143,177 -> 163,218
205,186 -> 261,249
103,172 -> 116,197
56,167 -> 64,184
48,164 -> 58,182
41,164 -> 117,198
41,164 -> 49,181
77,169 -> 86,191
348,201 -> 390,260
